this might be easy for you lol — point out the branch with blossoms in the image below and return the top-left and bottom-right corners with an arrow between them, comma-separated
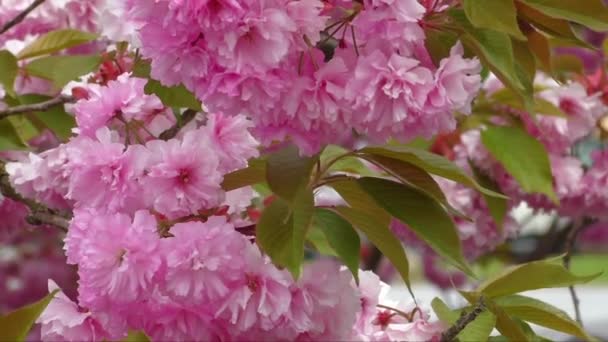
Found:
0,162 -> 70,231
0,0 -> 46,35
0,95 -> 74,120
158,109 -> 199,140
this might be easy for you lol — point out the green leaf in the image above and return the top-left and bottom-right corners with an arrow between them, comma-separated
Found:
25,55 -> 102,88
0,120 -> 26,150
477,258 -> 601,298
459,291 -> 530,341
266,145 -> 317,202
17,94 -> 75,140
17,29 -> 98,60
313,208 -> 361,283
449,9 -> 533,108
358,177 -> 473,276
431,297 -> 496,341
330,180 -> 412,292
512,38 -> 536,87
7,115 -> 40,143
257,188 -> 314,279
527,29 -> 553,74
320,145 -> 374,176
0,50 -> 18,97
495,295 -> 596,341
431,297 -> 459,324
307,225 -> 337,256
490,87 -> 566,117
464,0 -> 526,40
122,331 -> 151,342
0,290 -> 58,341
144,80 -> 201,111
424,28 -> 459,66
359,146 -> 506,199
489,300 -> 532,341
360,154 -> 468,219
520,0 -> 608,31
516,2 -> 582,43
222,159 -> 267,191
481,125 -> 557,201
470,163 -> 508,229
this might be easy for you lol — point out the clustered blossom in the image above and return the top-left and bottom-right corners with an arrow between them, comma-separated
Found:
392,73 -> 608,288
0,70 -> 445,340
131,0 -> 482,154
458,74 -> 608,219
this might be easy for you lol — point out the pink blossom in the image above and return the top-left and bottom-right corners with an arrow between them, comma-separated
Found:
521,79 -> 605,154
135,292 -> 228,342
204,113 -> 259,173
353,270 -> 391,337
213,4 -> 296,73
286,260 -> 359,340
72,210 -> 162,311
73,73 -> 164,137
37,280 -> 107,342
215,244 -> 292,333
427,43 -> 481,114
65,129 -> 147,213
6,147 -> 71,210
345,50 -> 434,141
142,128 -> 223,218
161,217 -> 250,306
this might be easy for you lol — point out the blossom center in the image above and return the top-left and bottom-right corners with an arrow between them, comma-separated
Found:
178,169 -> 191,184
374,310 -> 394,329
246,273 -> 260,293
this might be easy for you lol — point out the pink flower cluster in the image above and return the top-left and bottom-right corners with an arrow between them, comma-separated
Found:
39,248 -> 443,341
458,75 -> 608,219
2,72 -> 445,341
132,0 -> 481,154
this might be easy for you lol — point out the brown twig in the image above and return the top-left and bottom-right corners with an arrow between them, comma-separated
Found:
0,95 -> 74,120
440,297 -> 486,342
159,109 -> 198,140
0,0 -> 46,35
0,161 -> 70,231
563,219 -> 585,326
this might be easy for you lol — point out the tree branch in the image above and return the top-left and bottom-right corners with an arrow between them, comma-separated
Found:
0,0 -> 46,35
0,161 -> 70,231
563,219 -> 585,326
0,95 -> 74,120
440,297 -> 486,342
159,109 -> 198,140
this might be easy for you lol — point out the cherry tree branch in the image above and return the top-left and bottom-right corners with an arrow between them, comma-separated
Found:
563,219 -> 585,326
440,297 -> 486,342
0,95 -> 74,120
0,0 -> 46,35
159,109 -> 198,140
0,162 -> 70,231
